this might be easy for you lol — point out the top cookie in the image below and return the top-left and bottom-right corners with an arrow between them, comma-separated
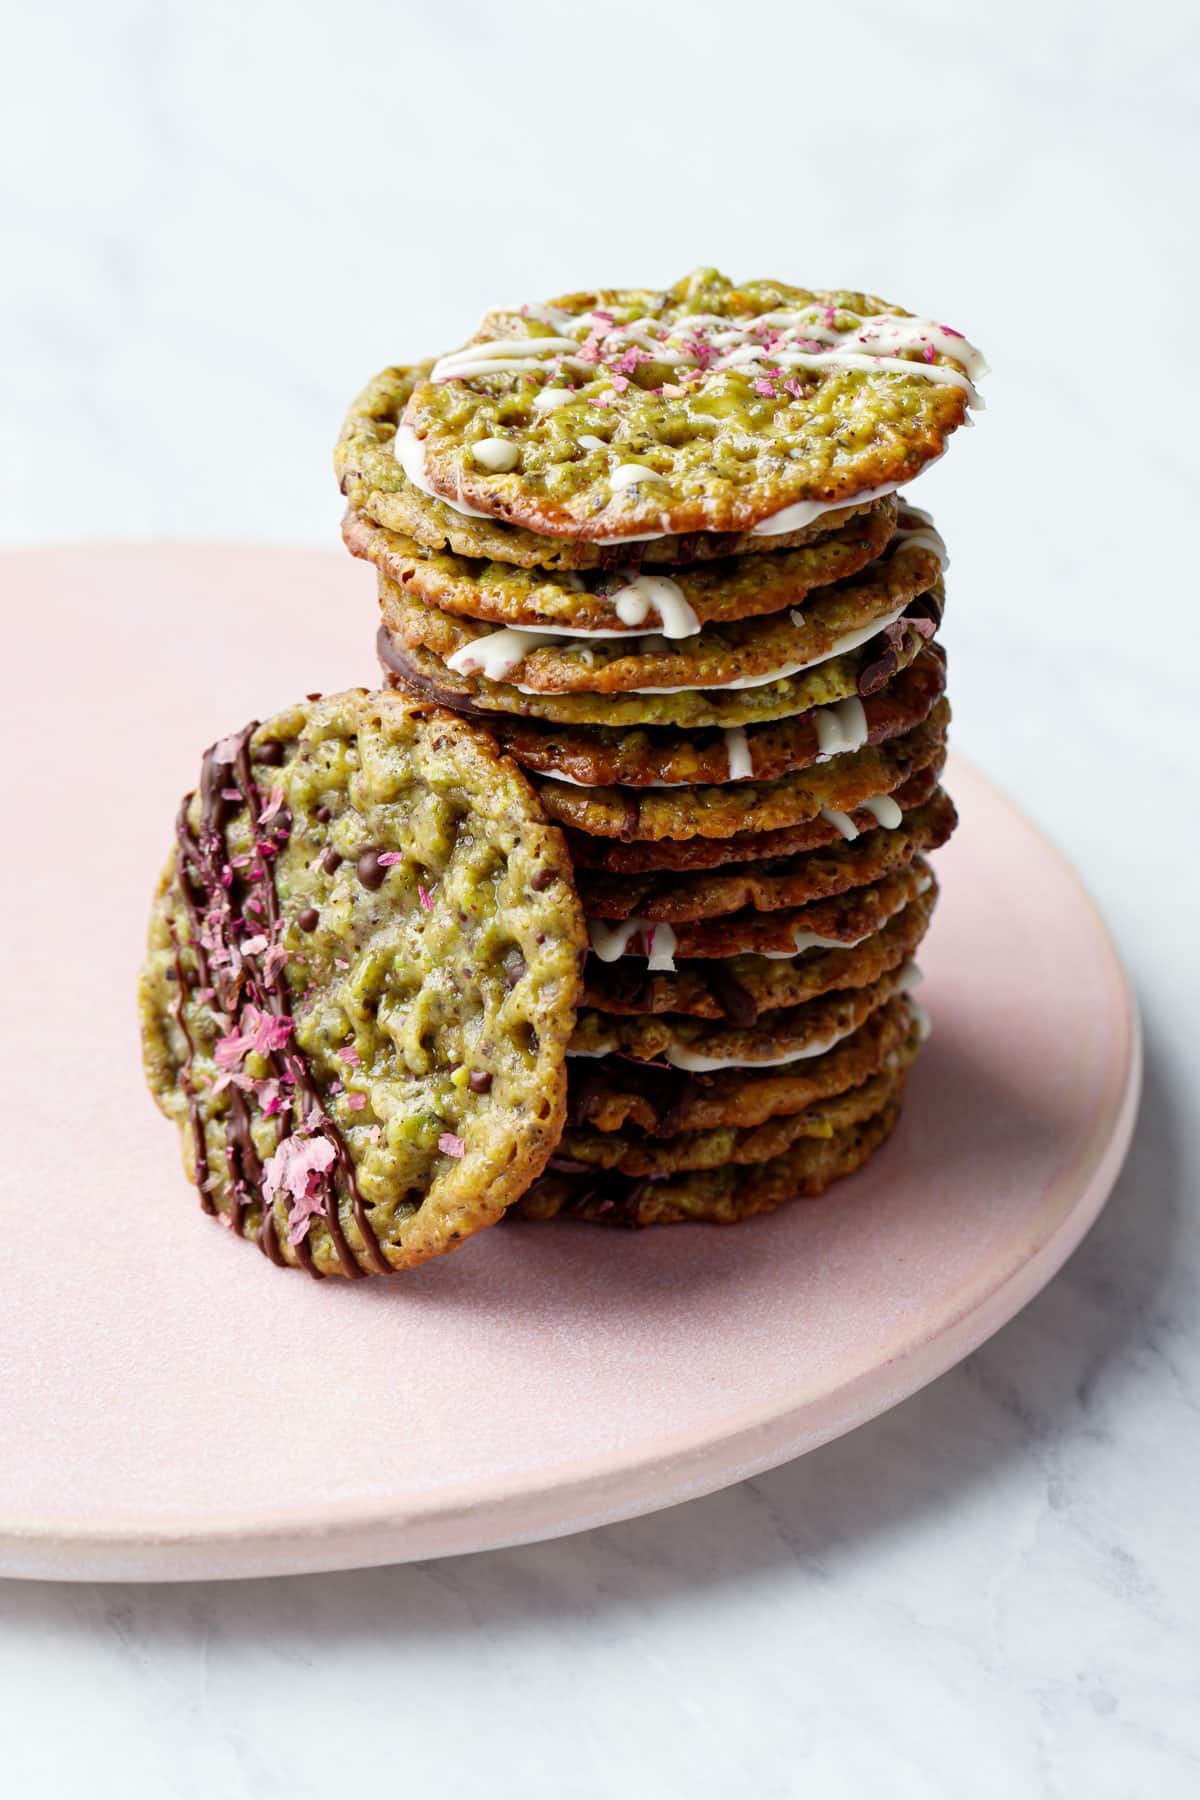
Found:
336,364 -> 894,571
399,268 -> 985,543
139,690 -> 585,1277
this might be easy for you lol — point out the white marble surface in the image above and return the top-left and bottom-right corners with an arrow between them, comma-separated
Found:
4,1 -> 1199,1793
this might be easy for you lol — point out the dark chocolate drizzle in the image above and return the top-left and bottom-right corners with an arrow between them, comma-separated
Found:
169,722 -> 391,1277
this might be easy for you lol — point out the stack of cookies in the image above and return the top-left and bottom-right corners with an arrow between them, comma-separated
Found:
335,268 -> 985,1228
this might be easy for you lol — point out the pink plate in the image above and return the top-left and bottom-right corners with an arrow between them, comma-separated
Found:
0,546 -> 1139,1582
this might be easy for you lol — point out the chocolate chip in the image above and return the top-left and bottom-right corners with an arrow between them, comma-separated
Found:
305,692 -> 323,702
505,958 -> 526,986
321,847 -> 342,875
707,964 -> 757,1028
357,848 -> 386,890
468,1070 -> 493,1094
530,867 -> 556,891
315,806 -> 332,823
255,740 -> 284,766
298,906 -> 319,932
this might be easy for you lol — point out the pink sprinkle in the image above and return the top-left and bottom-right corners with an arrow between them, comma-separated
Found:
438,1133 -> 465,1159
258,783 -> 285,824
417,884 -> 434,911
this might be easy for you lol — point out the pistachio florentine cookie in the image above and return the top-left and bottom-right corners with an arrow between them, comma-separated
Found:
562,764 -> 943,872
554,1030 -> 920,1176
342,496 -> 899,632
567,995 -> 918,1135
514,1096 -> 905,1226
538,710 -> 947,842
575,792 -> 957,921
376,533 -> 940,697
139,690 -> 585,1275
378,595 -> 940,731
336,364 -> 897,570
479,645 -> 946,789
399,268 -> 986,541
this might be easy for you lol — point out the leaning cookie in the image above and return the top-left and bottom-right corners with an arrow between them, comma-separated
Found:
139,690 -> 586,1276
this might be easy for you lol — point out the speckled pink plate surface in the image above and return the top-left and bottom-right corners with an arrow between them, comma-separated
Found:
0,546 -> 1139,1583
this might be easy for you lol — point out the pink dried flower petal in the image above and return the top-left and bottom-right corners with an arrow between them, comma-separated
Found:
417,884 -> 434,911
258,783 -> 286,824
261,1133 -> 337,1245
438,1133 -> 465,1159
346,1092 -> 367,1112
337,1046 -> 361,1065
242,934 -> 269,955
376,851 -> 405,867
212,734 -> 243,764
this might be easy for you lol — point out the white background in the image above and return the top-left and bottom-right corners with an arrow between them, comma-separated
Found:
3,2 -> 1199,1794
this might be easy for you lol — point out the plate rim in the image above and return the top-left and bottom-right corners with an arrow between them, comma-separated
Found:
1,750 -> 1141,1582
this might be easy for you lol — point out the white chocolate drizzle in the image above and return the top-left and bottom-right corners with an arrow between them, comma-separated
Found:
588,918 -> 678,972
863,795 -> 904,829
393,424 -> 493,520
470,437 -> 520,472
819,792 -> 903,842
656,1015 -> 862,1072
445,627 -> 551,681
892,504 -> 948,567
812,696 -> 869,761
630,602 -> 908,694
442,599 -> 905,692
724,726 -> 753,780
609,573 -> 699,638
611,463 -> 668,489
749,477 -> 903,539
